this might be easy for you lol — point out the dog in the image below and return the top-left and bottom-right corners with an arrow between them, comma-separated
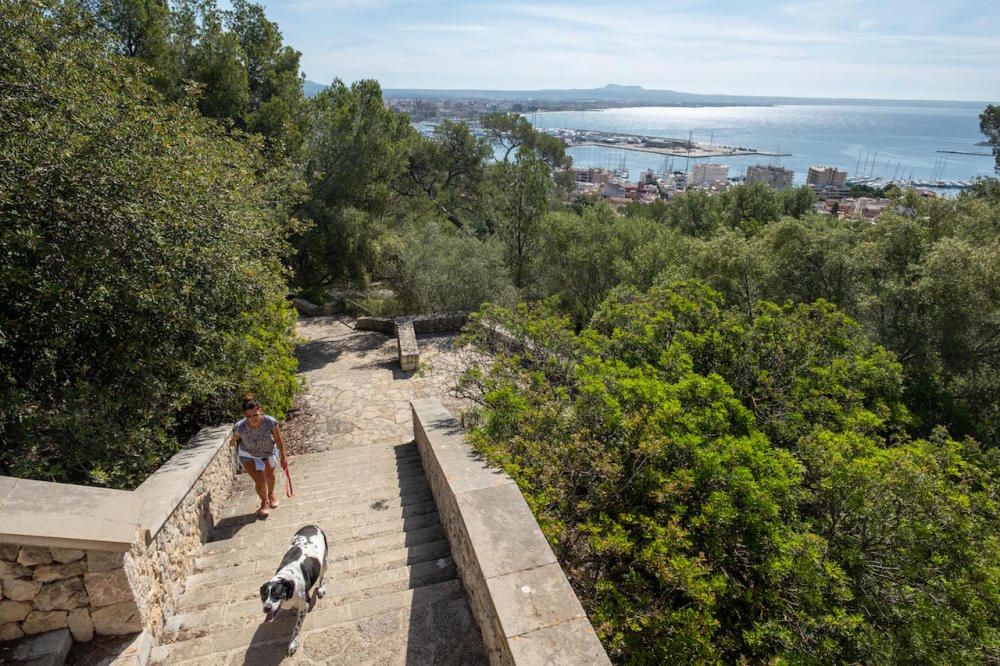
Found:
259,525 -> 328,655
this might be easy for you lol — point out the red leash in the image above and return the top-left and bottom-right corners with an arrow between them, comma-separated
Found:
283,461 -> 294,497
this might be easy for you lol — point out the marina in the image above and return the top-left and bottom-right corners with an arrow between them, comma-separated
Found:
544,128 -> 791,159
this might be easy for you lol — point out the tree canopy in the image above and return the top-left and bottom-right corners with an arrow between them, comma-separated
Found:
0,0 -> 299,487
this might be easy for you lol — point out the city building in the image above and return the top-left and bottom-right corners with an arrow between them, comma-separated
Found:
691,163 -> 729,187
572,167 -> 613,185
807,166 -> 848,188
746,164 -> 794,190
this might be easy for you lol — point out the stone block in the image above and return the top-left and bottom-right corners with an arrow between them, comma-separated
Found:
507,616 -> 611,665
455,483 -> 557,579
3,577 -> 42,601
0,622 -> 24,641
10,628 -> 72,665
0,560 -> 32,580
49,548 -> 86,564
17,546 -> 53,567
35,576 -> 89,611
33,561 -> 87,583
85,568 -> 133,608
0,478 -> 138,551
68,608 -> 94,642
0,544 -> 20,561
87,550 -> 125,573
0,599 -> 32,623
486,562 -> 587,639
92,600 -> 142,635
21,610 -> 68,635
396,320 -> 419,371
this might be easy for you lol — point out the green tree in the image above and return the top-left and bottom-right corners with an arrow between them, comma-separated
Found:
393,120 -> 492,230
480,111 -> 570,167
460,282 -> 1000,663
0,0 -> 299,487
292,79 -> 414,286
980,104 -> 1000,173
485,150 -> 552,289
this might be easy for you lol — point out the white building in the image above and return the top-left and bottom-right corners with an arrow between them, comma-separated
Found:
746,165 -> 794,190
691,163 -> 729,187
807,166 -> 848,188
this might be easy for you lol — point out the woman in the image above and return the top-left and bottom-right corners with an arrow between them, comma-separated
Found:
230,393 -> 288,517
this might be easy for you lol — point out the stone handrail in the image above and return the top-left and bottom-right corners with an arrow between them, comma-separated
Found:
410,399 -> 610,665
0,425 -> 234,646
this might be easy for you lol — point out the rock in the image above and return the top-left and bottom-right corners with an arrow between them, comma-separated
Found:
17,546 -> 53,567
0,560 -> 32,580
292,297 -> 322,317
21,610 -> 68,635
49,548 -> 86,564
0,600 -> 32,623
91,600 -> 142,635
84,569 -> 132,608
11,628 -> 72,665
35,577 -> 89,611
3,577 -> 42,601
0,545 -> 20,562
68,608 -> 94,642
87,551 -> 125,573
33,561 -> 87,583
0,622 -> 24,641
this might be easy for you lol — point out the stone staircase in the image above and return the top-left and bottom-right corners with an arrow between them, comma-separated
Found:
150,441 -> 488,665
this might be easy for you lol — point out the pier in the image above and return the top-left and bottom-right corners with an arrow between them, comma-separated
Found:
545,128 -> 790,160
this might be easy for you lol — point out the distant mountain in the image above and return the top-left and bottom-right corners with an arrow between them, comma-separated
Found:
303,80 -> 327,98
302,81 -> 987,108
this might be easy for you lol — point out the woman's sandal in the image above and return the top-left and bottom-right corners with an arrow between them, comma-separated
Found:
257,502 -> 270,518
269,494 -> 279,509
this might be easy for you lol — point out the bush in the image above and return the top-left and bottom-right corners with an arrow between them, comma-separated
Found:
388,223 -> 517,313
460,283 -> 1000,663
0,2 -> 299,488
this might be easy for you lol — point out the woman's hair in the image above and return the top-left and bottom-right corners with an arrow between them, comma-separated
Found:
241,392 -> 261,411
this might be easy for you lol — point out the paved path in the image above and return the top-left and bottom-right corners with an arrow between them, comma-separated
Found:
151,317 -> 486,665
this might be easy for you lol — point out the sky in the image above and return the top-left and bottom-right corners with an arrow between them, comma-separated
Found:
253,0 -> 1000,101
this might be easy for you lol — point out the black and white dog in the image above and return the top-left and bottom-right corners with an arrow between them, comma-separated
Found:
259,525 -> 328,655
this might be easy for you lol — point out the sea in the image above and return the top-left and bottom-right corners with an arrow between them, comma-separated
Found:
527,103 -> 995,190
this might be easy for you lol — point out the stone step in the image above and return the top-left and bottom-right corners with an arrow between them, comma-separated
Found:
206,488 -> 437,546
226,468 -> 430,510
152,579 -> 468,664
290,442 -> 418,466
178,539 -> 453,608
202,510 -> 441,558
164,557 -> 458,642
240,454 -> 425,488
195,524 -> 445,573
287,459 -> 426,487
210,495 -> 439,543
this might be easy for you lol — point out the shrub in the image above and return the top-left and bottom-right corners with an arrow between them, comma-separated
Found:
0,2 -> 299,487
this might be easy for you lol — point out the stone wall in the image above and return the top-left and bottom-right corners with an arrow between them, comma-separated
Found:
127,425 -> 235,637
355,312 -> 469,336
410,399 -> 610,665
0,425 -> 234,646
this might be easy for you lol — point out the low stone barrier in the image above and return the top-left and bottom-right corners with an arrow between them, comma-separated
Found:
410,399 -> 610,665
0,425 -> 233,649
355,312 -> 469,336
396,319 -> 419,372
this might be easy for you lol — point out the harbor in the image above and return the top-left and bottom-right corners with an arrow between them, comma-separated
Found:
545,127 -> 791,159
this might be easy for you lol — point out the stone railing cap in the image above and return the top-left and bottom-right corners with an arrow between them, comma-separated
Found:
135,425 -> 231,542
0,477 -> 139,552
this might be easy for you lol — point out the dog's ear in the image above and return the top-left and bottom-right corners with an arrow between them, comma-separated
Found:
260,583 -> 270,601
280,578 -> 295,599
